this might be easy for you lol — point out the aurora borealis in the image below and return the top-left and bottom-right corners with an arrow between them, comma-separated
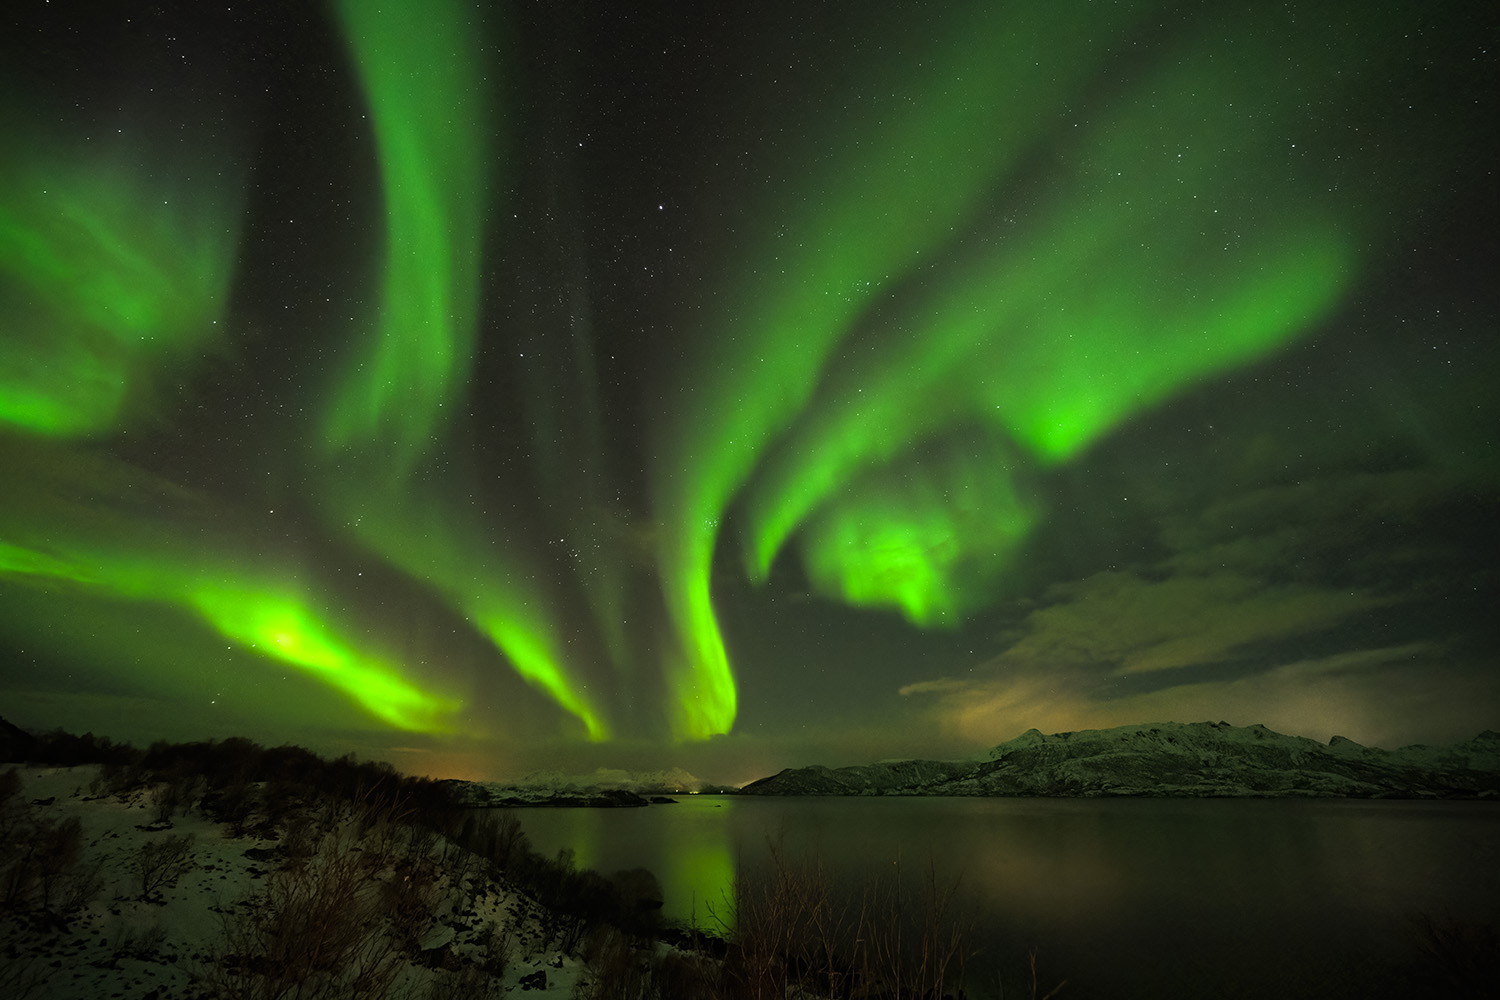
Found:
1,0 -> 1495,781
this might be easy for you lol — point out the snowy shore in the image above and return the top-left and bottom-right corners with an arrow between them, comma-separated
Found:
0,764 -> 605,1000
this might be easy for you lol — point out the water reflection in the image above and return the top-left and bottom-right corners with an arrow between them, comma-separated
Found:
501,797 -> 1500,999
514,798 -> 739,928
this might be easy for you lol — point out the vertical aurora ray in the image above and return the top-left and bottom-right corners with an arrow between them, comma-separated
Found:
313,0 -> 610,739
651,0 -> 1156,739
320,0 -> 490,472
654,531 -> 737,743
515,163 -> 639,721
322,475 -> 613,741
0,133 -> 241,437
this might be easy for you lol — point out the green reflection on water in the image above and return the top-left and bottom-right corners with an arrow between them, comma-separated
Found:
509,798 -> 738,927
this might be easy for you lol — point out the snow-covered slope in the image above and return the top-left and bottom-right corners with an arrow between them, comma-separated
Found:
0,765 -> 588,1000
739,722 -> 1500,798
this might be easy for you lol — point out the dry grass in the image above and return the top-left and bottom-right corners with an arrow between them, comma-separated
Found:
200,802 -> 431,1000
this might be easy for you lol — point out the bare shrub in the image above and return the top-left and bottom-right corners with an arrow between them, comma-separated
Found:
0,819 -> 42,912
1410,913 -> 1500,999
610,868 -> 664,938
712,842 -> 979,1000
179,772 -> 207,813
34,816 -> 84,910
654,949 -> 722,1000
112,920 -> 168,961
855,856 -> 974,999
104,761 -> 148,798
453,810 -> 529,876
52,853 -> 104,917
202,822 -> 428,1000
405,822 -> 438,864
0,950 -> 52,1000
150,781 -> 180,825
443,839 -> 477,888
205,780 -> 256,834
279,813 -> 317,863
136,833 -> 195,899
382,855 -> 439,955
261,777 -> 304,829
146,771 -> 204,824
711,841 -> 858,1000
713,857 -> 796,997
574,924 -> 651,999
0,769 -> 20,812
477,919 -> 513,976
0,781 -> 100,934
425,963 -> 501,1000
3,812 -> 90,920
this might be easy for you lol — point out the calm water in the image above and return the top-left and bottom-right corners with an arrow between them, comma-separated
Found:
506,796 -> 1499,999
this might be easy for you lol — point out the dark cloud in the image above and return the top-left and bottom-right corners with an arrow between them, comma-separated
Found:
899,456 -> 1498,753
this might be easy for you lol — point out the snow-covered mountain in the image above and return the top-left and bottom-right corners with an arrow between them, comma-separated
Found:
739,722 -> 1500,798
440,767 -> 727,808
514,766 -> 707,794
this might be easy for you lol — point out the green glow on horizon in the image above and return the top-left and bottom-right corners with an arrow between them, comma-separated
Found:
651,1 -> 1150,739
0,140 -> 240,437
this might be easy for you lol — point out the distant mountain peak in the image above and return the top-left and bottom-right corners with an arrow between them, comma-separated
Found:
742,721 -> 1500,799
437,765 -> 736,807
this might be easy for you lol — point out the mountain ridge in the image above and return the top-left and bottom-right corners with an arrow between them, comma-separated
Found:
437,766 -> 737,808
739,721 -> 1500,798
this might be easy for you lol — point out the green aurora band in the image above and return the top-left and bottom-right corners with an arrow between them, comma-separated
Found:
797,433 -> 1039,627
0,131 -> 240,437
0,113 -> 452,731
650,1 -> 1150,739
315,0 -> 610,740
0,447 -> 456,732
736,7 -> 1368,599
654,0 -> 1435,690
0,0 -> 1476,747
0,81 -> 454,734
320,0 -> 488,474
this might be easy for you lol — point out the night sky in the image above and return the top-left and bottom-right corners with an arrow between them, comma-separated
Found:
1,0 -> 1495,783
